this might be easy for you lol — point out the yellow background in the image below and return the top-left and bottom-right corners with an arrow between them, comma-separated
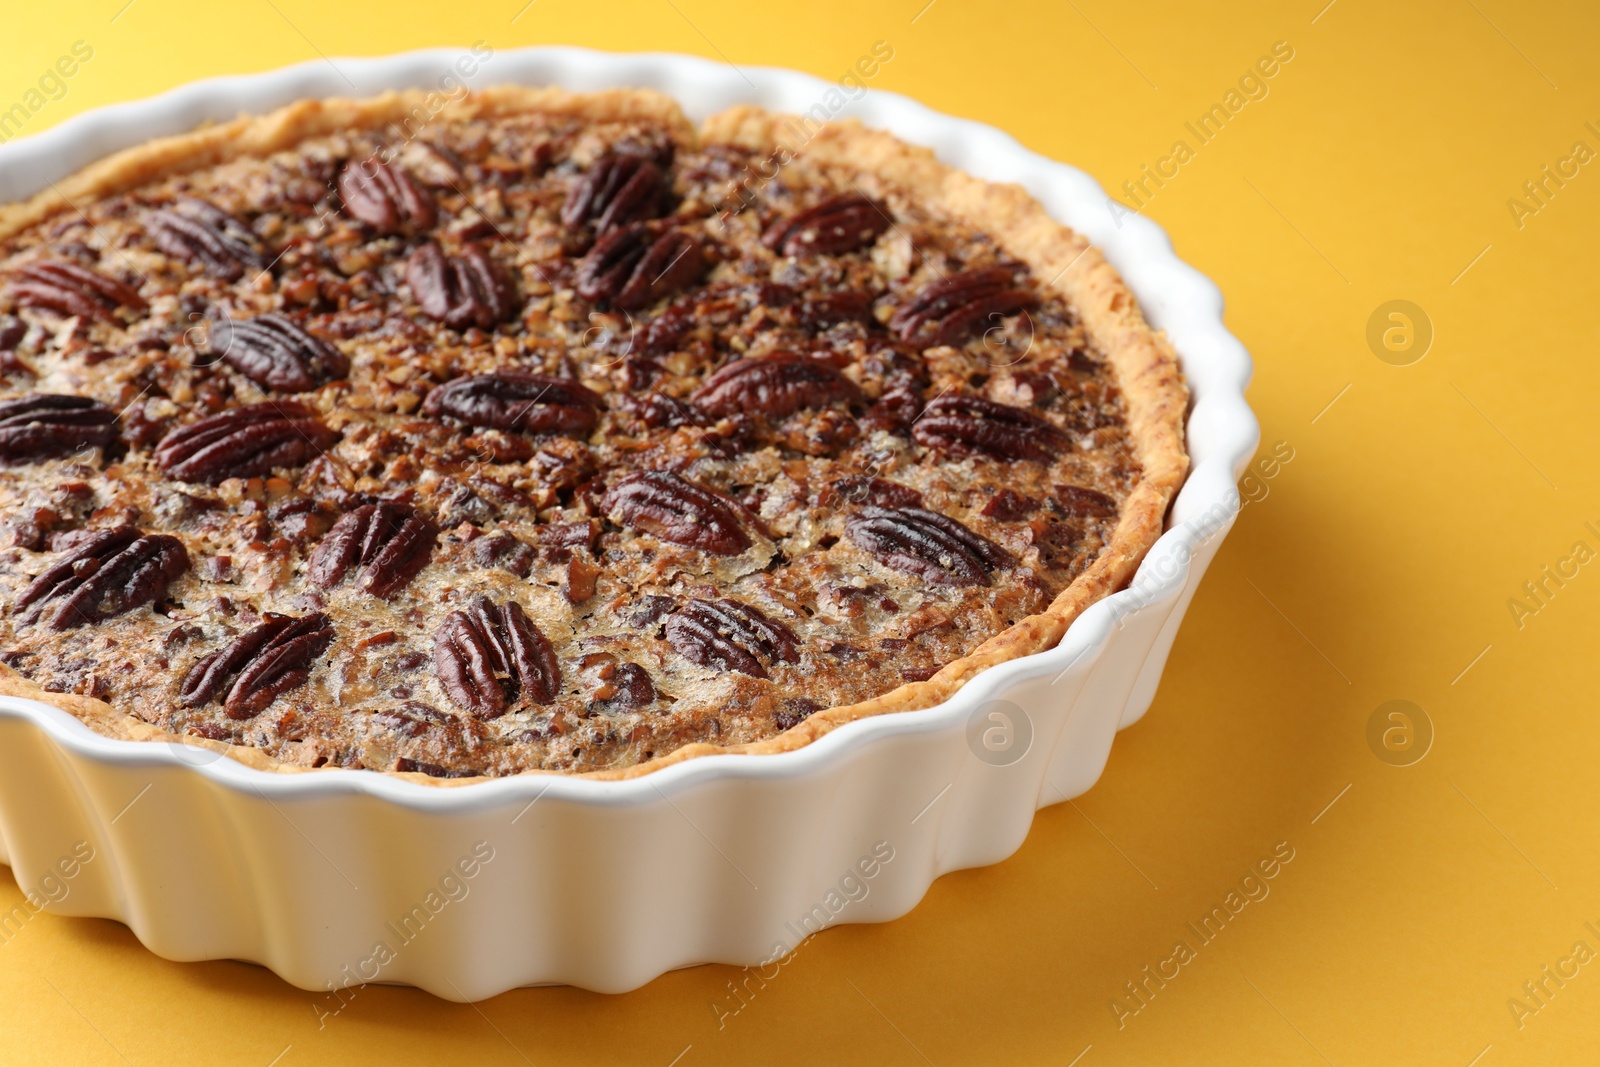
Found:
2,0 -> 1598,1062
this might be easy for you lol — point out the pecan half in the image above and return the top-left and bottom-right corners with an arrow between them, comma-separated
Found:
690,354 -> 863,419
433,596 -> 559,719
179,612 -> 334,719
423,372 -> 600,437
1053,484 -> 1118,518
827,475 -> 922,509
308,502 -> 438,599
0,394 -> 117,462
762,194 -> 891,257
845,506 -> 1013,586
911,394 -> 1068,461
337,158 -> 437,234
577,224 -> 706,311
155,402 -> 339,484
538,520 -> 599,552
5,261 -> 147,322
206,313 -> 350,392
15,525 -> 189,630
147,198 -> 265,281
665,598 -> 799,679
601,471 -> 749,555
982,488 -> 1040,521
889,267 -> 1034,348
405,242 -> 521,330
562,151 -> 669,235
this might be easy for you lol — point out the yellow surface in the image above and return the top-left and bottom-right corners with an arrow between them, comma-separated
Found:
1,0 -> 1597,1062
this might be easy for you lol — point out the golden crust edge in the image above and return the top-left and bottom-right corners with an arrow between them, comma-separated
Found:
0,95 -> 1189,786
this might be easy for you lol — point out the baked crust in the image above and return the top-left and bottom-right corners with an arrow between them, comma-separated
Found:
0,88 -> 1186,783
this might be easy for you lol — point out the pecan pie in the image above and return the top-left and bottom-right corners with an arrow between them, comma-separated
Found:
0,88 -> 1187,781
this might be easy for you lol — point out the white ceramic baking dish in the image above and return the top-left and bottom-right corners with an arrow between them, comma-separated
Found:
0,46 -> 1256,997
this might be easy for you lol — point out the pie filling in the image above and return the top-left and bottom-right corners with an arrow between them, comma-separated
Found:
0,97 -> 1150,776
